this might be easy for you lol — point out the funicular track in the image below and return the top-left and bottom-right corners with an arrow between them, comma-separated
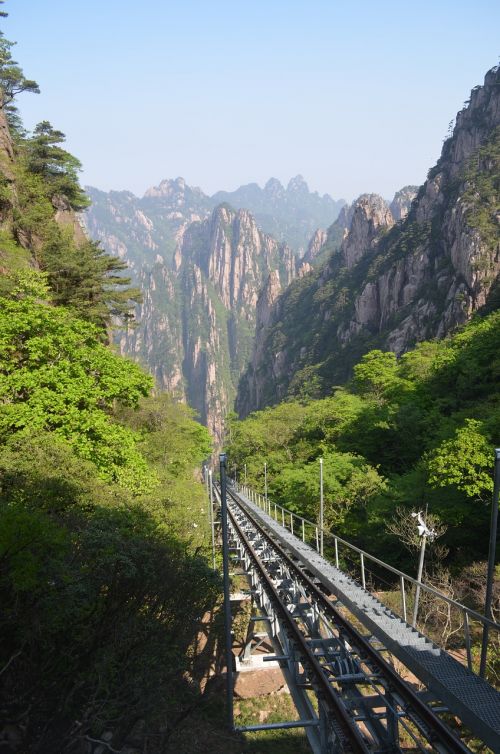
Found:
216,482 -> 499,753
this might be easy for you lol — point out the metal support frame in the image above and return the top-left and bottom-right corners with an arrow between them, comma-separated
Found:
219,454 -> 234,730
228,502 -> 409,753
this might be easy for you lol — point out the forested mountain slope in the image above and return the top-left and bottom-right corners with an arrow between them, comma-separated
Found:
227,307 -> 500,628
237,66 -> 500,415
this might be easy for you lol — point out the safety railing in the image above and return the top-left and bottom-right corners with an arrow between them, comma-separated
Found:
233,480 -> 500,680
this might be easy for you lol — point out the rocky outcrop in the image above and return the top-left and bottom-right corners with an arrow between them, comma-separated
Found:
0,107 -> 14,169
303,228 -> 327,264
340,194 -> 394,269
237,66 -> 500,416
390,186 -> 419,222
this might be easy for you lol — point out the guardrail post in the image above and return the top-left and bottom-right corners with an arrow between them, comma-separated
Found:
219,453 -> 234,730
464,609 -> 473,671
400,575 -> 407,623
360,552 -> 366,590
480,448 -> 500,677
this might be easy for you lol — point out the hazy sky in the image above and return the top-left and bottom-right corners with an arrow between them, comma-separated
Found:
5,0 -> 499,201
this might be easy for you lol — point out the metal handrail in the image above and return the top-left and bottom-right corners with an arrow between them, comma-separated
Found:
234,481 -> 500,636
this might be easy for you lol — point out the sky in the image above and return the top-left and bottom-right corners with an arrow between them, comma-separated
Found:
5,0 -> 499,202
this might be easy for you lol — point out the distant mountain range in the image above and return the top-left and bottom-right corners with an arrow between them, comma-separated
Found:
84,176 -> 338,444
83,67 -> 500,444
85,174 -> 345,265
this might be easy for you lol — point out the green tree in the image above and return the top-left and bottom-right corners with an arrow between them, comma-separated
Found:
41,226 -> 143,331
426,419 -> 494,500
0,272 -> 153,492
24,120 -> 89,210
0,31 -> 39,108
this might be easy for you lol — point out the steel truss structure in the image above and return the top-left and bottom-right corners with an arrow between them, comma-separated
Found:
222,485 -> 476,753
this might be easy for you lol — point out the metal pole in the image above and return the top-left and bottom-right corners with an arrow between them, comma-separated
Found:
412,534 -> 427,628
264,462 -> 268,513
319,458 -> 324,557
480,448 -> 500,677
244,463 -> 247,484
219,453 -> 234,730
209,470 -> 215,570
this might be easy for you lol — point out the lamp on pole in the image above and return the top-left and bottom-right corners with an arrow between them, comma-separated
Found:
319,458 -> 324,556
480,448 -> 500,678
264,461 -> 268,513
411,509 -> 435,628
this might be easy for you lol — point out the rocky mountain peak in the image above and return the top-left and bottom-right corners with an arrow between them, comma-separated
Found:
390,185 -> 419,222
287,174 -> 309,194
341,194 -> 394,269
264,177 -> 285,197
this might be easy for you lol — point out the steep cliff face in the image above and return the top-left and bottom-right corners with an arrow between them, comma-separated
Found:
120,204 -> 301,445
339,194 -> 394,269
390,185 -> 419,222
237,66 -> 500,416
83,176 -> 344,441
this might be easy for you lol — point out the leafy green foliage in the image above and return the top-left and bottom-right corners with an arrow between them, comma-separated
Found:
0,431 -> 217,750
0,274 -> 153,491
0,16 -> 218,749
228,310 -> 500,568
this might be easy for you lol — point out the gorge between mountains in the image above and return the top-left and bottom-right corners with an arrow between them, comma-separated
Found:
84,66 -> 500,448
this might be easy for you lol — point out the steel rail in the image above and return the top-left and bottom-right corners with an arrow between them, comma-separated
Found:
225,490 -> 371,753
226,485 -> 473,754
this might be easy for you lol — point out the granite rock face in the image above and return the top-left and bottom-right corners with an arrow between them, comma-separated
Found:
115,204 -> 301,446
390,185 -> 419,222
237,66 -> 500,416
83,177 -> 345,444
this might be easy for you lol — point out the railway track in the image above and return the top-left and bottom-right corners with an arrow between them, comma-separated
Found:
218,482 -> 477,754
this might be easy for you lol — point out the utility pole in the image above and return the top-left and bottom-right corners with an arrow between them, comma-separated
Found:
209,469 -> 215,570
480,448 -> 500,677
411,509 -> 435,628
264,461 -> 268,514
319,458 -> 324,557
219,453 -> 234,730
